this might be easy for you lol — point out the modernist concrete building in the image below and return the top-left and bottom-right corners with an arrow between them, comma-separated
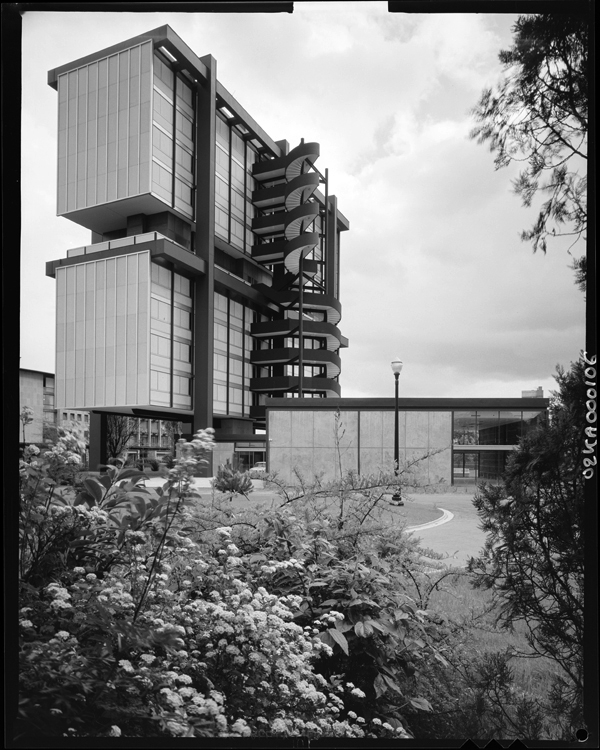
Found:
45,26 -> 349,472
265,396 -> 549,486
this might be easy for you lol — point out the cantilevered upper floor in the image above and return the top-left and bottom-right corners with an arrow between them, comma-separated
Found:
46,26 -> 350,420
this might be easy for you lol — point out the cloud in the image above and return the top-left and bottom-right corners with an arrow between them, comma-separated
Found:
412,14 -> 503,89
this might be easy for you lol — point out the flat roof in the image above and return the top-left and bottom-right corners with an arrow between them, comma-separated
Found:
265,397 -> 550,410
20,368 -> 54,377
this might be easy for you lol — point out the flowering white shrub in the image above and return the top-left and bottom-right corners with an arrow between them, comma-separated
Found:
16,428 -> 417,740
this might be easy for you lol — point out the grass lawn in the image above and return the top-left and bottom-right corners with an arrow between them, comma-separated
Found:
423,570 -> 561,706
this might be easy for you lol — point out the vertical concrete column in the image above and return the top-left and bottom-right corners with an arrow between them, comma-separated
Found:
271,266 -> 286,378
88,411 -> 108,470
193,55 -> 217,475
325,195 -> 338,299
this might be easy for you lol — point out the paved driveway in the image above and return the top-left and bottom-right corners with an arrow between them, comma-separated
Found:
403,492 -> 487,568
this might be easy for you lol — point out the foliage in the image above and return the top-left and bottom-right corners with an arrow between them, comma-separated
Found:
16,407 -> 581,741
468,360 -> 586,738
137,458 -> 159,472
42,420 -> 60,444
245,435 -> 461,734
212,460 -> 254,496
228,505 -> 445,729
106,415 -> 139,462
160,453 -> 176,469
16,427 -> 419,740
20,406 -> 34,442
471,13 -> 589,291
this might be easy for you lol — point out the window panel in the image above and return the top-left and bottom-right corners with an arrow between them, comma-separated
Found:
176,77 -> 193,111
153,91 -> 173,129
174,307 -> 191,330
477,411 -> 500,446
215,175 -> 229,209
216,116 -> 229,149
480,452 -> 505,480
175,178 -> 192,204
453,411 -> 477,445
174,274 -> 190,297
231,189 -> 245,221
499,411 -> 522,444
216,146 -> 229,180
231,160 -> 244,191
175,111 -> 193,145
230,300 -> 243,321
175,144 -> 193,181
214,353 -> 227,373
214,322 -> 228,343
215,206 -> 229,234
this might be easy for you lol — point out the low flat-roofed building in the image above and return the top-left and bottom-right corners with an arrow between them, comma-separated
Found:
265,396 -> 549,486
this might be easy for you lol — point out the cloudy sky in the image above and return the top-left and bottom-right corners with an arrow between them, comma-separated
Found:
19,3 -> 587,401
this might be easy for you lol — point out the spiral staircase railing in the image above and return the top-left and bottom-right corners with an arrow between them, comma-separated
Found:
249,142 -> 345,400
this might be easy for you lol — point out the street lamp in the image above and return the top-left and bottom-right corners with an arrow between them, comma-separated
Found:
391,357 -> 404,505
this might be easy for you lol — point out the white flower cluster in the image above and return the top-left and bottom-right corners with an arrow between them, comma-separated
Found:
97,581 -> 134,610
165,429 -> 216,492
23,444 -> 40,459
42,428 -> 86,464
261,557 -> 305,574
45,583 -> 72,611
20,487 -> 419,742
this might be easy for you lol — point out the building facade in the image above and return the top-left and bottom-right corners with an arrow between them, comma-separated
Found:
19,369 -> 57,443
46,26 -> 349,472
265,397 -> 549,486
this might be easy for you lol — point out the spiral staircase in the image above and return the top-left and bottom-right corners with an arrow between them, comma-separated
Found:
249,142 -> 344,401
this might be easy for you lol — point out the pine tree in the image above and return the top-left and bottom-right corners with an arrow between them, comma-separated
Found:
471,13 -> 589,292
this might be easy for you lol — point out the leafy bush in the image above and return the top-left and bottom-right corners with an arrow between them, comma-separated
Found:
16,416 -> 572,741
160,454 -> 176,469
16,428 -> 419,740
134,458 -> 162,471
212,460 -> 254,496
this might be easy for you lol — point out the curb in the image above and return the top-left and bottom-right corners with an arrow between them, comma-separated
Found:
406,507 -> 454,533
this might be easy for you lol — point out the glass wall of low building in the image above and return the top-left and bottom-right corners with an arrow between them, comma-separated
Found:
452,410 -> 545,446
452,409 -> 546,484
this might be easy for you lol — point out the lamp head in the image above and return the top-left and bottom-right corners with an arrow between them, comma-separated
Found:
391,358 -> 403,375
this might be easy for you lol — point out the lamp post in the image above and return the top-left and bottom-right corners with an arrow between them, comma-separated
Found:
391,357 -> 403,505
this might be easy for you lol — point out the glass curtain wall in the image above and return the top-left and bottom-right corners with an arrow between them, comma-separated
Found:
214,114 -> 257,253
151,53 -> 195,219
213,291 -> 255,417
43,376 -> 56,424
452,409 -> 546,484
453,451 -> 510,484
149,262 -> 192,409
453,410 -> 546,445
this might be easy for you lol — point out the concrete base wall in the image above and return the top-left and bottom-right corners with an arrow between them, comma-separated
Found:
268,409 -> 452,485
212,442 -> 235,474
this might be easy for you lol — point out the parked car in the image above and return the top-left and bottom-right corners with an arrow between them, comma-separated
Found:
248,461 -> 267,478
